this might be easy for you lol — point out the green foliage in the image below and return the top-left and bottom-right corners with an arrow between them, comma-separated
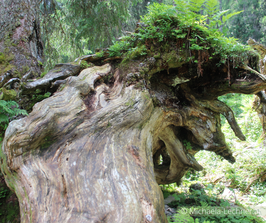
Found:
0,100 -> 27,132
40,71 -> 48,78
80,61 -> 94,70
220,0 -> 266,45
95,51 -> 105,58
103,1 -> 256,68
0,53 -> 5,64
0,182 -> 20,223
108,40 -> 133,57
171,210 -> 195,223
0,188 -> 9,200
165,188 -> 264,223
30,91 -> 51,109
183,140 -> 193,151
122,45 -> 147,62
163,93 -> 266,223
219,94 -> 262,142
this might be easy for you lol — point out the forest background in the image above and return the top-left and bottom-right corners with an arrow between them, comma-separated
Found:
41,0 -> 266,71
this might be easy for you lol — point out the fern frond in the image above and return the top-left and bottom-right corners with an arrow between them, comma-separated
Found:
0,100 -> 28,126
174,0 -> 189,14
222,11 -> 243,23
0,114 -> 9,124
189,0 -> 206,14
208,9 -> 229,28
13,108 -> 28,116
205,0 -> 219,17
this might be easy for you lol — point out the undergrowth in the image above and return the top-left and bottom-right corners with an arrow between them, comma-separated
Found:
0,100 -> 27,141
163,187 -> 264,223
162,94 -> 266,222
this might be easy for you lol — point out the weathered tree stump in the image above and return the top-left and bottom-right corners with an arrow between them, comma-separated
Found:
2,15 -> 266,223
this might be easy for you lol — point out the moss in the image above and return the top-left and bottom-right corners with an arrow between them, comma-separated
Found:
40,137 -> 57,150
0,52 -> 14,64
22,65 -> 29,74
3,64 -> 14,73
122,45 -> 148,63
0,51 -> 15,76
40,71 -> 48,78
58,84 -> 67,91
154,53 -> 161,59
2,88 -> 17,100
53,69 -> 61,73
80,61 -> 94,70
95,51 -> 104,58
161,50 -> 185,68
0,53 -> 5,64
134,81 -> 145,89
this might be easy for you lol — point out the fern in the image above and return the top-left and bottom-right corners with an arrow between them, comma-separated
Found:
0,114 -> 9,125
222,10 -> 243,23
172,0 -> 243,29
106,0 -> 251,69
172,211 -> 195,223
189,0 -> 206,14
0,100 -> 27,130
205,0 -> 219,18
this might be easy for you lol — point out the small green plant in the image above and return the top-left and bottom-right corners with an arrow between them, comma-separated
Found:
95,51 -> 105,58
183,140 -> 193,151
40,71 -> 48,78
108,40 -> 133,57
38,60 -> 43,66
125,99 -> 135,107
80,61 -> 94,70
0,53 -> 5,64
31,91 -> 51,107
0,100 -> 28,132
166,188 -> 265,223
0,187 -> 8,200
107,121 -> 112,128
172,210 -> 195,223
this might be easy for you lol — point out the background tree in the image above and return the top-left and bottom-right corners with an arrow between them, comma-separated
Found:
0,0 -> 43,85
41,0 -> 153,68
220,0 -> 266,44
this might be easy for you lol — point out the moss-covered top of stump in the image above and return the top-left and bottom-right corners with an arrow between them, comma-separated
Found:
84,2 -> 259,78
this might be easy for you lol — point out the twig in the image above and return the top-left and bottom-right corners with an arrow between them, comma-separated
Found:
240,65 -> 266,82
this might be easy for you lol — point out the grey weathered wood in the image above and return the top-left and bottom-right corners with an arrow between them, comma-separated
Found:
2,36 -> 266,223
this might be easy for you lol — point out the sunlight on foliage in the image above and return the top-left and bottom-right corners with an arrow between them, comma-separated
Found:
162,93 -> 266,222
101,0 -> 258,69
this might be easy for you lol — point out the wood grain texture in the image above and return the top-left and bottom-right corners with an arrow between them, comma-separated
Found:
2,47 -> 266,222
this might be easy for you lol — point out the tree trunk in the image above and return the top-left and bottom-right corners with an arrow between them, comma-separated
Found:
0,0 -> 43,88
0,1 -> 42,221
2,20 -> 266,223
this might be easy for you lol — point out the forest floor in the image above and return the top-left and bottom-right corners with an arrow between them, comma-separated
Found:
0,174 -> 19,223
163,94 -> 266,223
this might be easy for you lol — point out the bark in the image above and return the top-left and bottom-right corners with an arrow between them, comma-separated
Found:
2,33 -> 266,223
0,0 -> 43,87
